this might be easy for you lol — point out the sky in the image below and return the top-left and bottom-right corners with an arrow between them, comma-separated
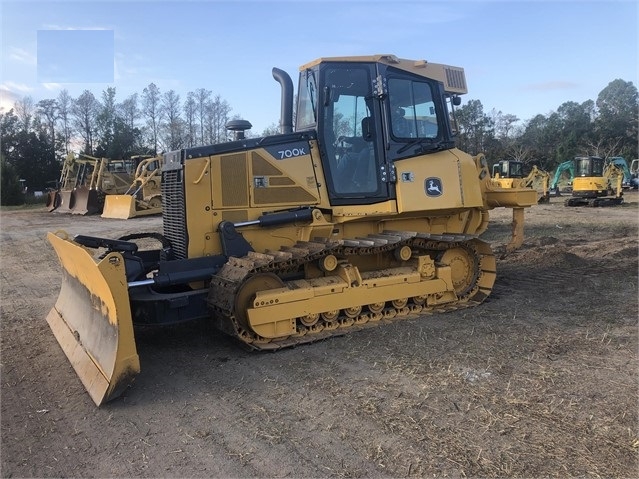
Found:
0,0 -> 637,136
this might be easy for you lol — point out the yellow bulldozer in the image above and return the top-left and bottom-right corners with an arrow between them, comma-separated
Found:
101,155 -> 163,219
491,159 -> 550,204
46,54 -> 538,405
46,153 -> 138,215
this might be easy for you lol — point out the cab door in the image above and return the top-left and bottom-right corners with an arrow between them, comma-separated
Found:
317,63 -> 391,205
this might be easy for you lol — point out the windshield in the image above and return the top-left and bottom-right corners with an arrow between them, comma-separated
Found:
508,161 -> 523,177
575,157 -> 604,176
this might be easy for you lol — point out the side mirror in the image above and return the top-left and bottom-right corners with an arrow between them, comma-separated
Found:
452,96 -> 461,106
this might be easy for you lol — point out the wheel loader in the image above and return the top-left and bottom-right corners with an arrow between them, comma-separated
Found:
491,160 -> 550,203
46,54 -> 538,405
101,155 -> 164,219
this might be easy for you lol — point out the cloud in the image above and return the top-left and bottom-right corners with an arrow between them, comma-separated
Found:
0,89 -> 22,113
8,47 -> 37,66
0,82 -> 34,112
42,83 -> 64,91
0,81 -> 33,93
524,81 -> 579,91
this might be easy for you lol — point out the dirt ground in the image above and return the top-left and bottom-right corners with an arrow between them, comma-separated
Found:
1,193 -> 637,478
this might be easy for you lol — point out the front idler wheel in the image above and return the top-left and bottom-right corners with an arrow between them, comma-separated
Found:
234,273 -> 285,333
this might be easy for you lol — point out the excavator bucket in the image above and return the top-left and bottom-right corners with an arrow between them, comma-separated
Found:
46,232 -> 139,405
71,187 -> 103,215
101,195 -> 137,219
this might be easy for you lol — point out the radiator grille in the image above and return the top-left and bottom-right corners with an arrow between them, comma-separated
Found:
162,168 -> 188,260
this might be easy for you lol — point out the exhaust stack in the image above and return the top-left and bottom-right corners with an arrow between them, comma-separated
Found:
272,67 -> 294,134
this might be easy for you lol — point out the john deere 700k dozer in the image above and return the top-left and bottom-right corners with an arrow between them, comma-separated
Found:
46,54 -> 537,405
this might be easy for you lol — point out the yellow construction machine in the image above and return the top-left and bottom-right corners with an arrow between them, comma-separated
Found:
565,156 -> 624,206
101,155 -> 163,219
46,154 -> 138,215
46,54 -> 538,405
492,160 -> 550,204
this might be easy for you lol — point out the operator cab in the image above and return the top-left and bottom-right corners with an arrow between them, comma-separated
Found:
574,156 -> 604,177
492,160 -> 524,179
296,57 -> 459,205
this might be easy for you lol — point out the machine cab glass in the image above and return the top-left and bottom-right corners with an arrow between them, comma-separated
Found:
297,60 -> 452,205
311,64 -> 385,200
575,156 -> 604,177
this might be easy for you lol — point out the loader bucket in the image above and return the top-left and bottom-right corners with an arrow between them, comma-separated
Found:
71,187 -> 103,215
101,195 -> 136,219
46,232 -> 140,406
54,190 -> 76,214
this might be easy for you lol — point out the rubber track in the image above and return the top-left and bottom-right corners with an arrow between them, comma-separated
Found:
565,197 -> 624,207
207,231 -> 495,351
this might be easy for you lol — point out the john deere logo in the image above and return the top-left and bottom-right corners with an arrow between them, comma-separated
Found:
425,177 -> 443,197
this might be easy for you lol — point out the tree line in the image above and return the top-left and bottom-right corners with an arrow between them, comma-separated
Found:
1,78 -> 636,205
454,79 -> 638,170
0,84 -> 264,202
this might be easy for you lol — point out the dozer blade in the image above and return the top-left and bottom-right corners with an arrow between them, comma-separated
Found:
101,195 -> 137,219
53,190 -> 75,214
71,187 -> 103,215
46,232 -> 140,406
46,190 -> 61,212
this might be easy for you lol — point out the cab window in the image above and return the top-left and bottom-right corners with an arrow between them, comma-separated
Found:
321,66 -> 380,196
388,78 -> 439,139
296,70 -> 317,130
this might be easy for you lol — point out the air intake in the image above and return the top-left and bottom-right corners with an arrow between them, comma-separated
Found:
444,66 -> 467,93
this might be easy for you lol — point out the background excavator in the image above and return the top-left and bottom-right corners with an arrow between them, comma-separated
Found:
101,155 -> 164,219
606,157 -> 635,190
45,54 -> 538,405
491,159 -> 550,203
565,156 -> 624,206
549,160 -> 575,196
46,154 -> 139,215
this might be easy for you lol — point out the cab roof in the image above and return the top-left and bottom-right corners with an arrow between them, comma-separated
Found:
299,54 -> 468,95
